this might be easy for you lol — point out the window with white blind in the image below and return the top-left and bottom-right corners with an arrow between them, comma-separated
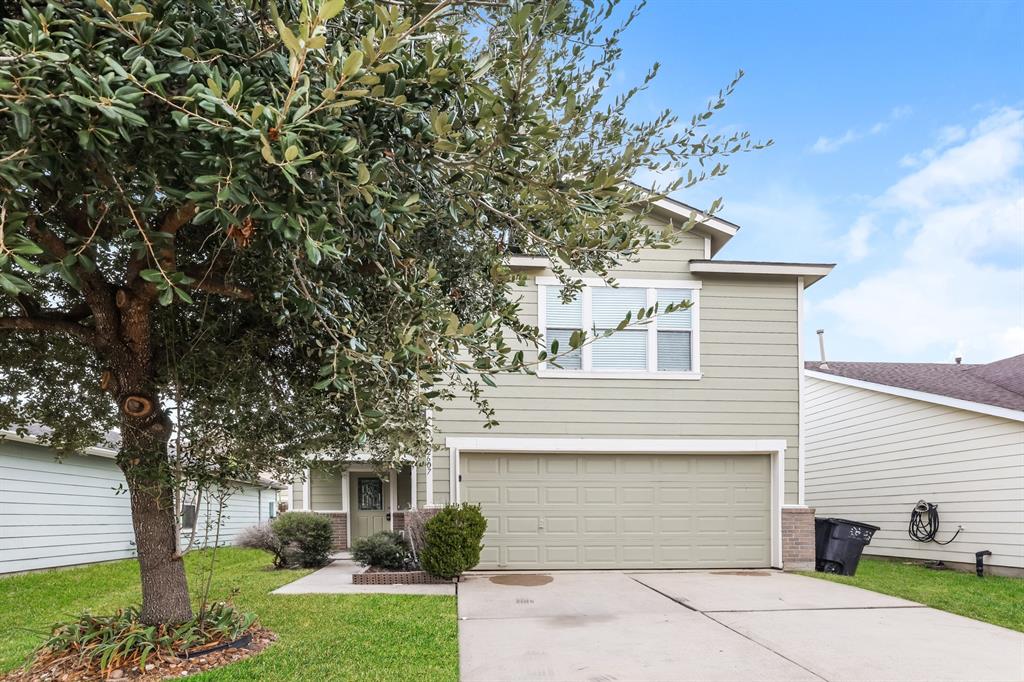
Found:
538,278 -> 701,378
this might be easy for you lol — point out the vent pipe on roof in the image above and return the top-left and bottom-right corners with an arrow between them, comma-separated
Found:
955,356 -> 962,365
816,329 -> 829,369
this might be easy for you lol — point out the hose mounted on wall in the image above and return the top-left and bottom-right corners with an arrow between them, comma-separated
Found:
908,500 -> 962,545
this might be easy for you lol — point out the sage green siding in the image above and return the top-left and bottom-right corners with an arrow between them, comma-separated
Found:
309,468 -> 343,510
805,375 -> 1024,570
430,228 -> 802,505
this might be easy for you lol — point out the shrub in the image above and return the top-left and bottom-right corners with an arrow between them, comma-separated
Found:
420,503 -> 488,579
271,512 -> 333,568
351,531 -> 410,570
37,602 -> 255,676
236,524 -> 287,568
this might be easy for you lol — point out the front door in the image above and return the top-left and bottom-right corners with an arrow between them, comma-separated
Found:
351,474 -> 389,540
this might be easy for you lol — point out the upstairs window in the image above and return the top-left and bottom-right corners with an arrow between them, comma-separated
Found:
538,279 -> 700,378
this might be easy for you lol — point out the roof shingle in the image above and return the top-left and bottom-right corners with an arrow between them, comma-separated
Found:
805,354 -> 1024,412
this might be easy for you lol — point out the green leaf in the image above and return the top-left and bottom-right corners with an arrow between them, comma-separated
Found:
36,52 -> 69,62
342,50 -> 364,77
174,287 -> 195,304
356,163 -> 370,185
158,287 -> 174,306
304,237 -> 321,265
285,145 -> 299,161
319,0 -> 346,21
97,0 -> 113,12
117,11 -> 152,22
139,269 -> 164,283
278,23 -> 300,53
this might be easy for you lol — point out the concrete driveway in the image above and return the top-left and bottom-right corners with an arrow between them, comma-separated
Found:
458,570 -> 1024,682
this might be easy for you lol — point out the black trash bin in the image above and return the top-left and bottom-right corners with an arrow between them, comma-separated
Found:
814,517 -> 880,576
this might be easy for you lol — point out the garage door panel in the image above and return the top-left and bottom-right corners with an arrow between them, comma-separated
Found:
464,453 -> 771,569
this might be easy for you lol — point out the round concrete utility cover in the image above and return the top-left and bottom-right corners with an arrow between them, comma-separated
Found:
488,575 -> 553,586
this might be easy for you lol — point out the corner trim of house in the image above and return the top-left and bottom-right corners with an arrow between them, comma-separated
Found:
302,468 -> 311,511
805,370 -> 1024,422
445,437 -> 787,569
797,276 -> 806,506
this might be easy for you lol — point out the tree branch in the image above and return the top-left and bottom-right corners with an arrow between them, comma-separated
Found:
0,315 -> 97,345
182,268 -> 255,301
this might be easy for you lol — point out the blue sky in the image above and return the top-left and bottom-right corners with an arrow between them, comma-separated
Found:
617,0 -> 1024,363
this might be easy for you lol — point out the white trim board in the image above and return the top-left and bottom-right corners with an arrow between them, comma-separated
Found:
805,370 -> 1024,423
688,261 -> 833,287
445,436 -> 786,568
796,276 -> 806,506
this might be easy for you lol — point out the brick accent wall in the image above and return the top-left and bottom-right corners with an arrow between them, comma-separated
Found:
392,511 -> 405,532
320,512 -> 348,550
782,507 -> 815,571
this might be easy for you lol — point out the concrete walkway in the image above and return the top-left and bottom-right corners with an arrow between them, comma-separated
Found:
458,570 -> 1024,682
271,553 -> 455,596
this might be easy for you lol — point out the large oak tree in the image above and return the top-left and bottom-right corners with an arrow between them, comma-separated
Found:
0,0 -> 763,624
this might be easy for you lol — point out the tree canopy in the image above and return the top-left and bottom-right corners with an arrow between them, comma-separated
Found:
0,0 -> 764,623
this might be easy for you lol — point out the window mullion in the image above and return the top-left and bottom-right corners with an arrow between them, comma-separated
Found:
646,287 -> 657,372
581,286 -> 593,371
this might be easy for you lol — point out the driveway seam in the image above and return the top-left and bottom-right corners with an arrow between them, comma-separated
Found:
702,612 -> 831,682
630,576 -> 831,682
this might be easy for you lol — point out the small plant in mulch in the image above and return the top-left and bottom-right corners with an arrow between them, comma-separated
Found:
3,602 -> 272,682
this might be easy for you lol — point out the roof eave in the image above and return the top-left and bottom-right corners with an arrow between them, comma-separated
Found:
646,197 -> 739,257
688,259 -> 835,288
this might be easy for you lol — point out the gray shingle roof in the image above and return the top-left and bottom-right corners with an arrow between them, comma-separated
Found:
805,354 -> 1024,413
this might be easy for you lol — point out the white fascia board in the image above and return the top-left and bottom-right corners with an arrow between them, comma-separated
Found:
651,198 -> 739,236
505,255 -> 551,269
688,261 -> 834,287
0,430 -> 117,459
536,276 -> 702,289
445,437 -> 788,454
805,370 -> 1024,422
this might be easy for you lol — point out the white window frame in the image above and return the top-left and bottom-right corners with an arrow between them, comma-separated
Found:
536,277 -> 702,380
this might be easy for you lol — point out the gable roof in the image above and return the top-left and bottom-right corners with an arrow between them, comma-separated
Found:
805,354 -> 1024,417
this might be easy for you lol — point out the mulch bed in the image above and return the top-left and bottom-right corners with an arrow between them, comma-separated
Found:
354,568 -> 451,585
2,627 -> 276,682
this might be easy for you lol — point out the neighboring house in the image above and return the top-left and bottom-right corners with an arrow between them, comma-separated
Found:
0,428 -> 282,574
805,355 -> 1024,577
288,197 -> 835,571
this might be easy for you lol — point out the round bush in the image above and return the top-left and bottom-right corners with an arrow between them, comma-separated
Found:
271,511 -> 333,568
420,503 -> 487,579
351,531 -> 409,570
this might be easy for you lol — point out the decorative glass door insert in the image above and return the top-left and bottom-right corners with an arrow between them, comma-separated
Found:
358,478 -> 383,511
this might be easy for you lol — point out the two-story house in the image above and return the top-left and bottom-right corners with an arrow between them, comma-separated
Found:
287,196 -> 834,571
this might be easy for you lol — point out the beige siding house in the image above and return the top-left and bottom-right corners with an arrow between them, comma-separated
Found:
805,356 -> 1024,576
289,197 -> 834,570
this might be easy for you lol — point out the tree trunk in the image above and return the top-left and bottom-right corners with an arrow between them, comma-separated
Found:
120,409 -> 193,625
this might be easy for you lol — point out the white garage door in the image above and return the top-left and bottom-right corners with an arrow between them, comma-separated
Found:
462,452 -> 772,569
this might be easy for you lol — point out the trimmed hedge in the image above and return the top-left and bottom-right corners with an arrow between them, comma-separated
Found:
420,503 -> 487,579
352,531 -> 410,570
271,511 -> 333,567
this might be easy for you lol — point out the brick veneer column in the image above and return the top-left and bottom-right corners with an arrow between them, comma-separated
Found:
320,512 -> 348,550
782,507 -> 816,571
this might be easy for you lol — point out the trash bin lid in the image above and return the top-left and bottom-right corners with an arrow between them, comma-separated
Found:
824,517 -> 881,532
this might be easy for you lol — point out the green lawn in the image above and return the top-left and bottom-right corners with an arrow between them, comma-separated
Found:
0,548 -> 458,681
804,557 -> 1024,632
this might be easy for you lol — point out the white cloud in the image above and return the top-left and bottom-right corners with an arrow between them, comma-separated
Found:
842,216 -> 875,262
811,106 -> 912,154
819,108 -> 1024,363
